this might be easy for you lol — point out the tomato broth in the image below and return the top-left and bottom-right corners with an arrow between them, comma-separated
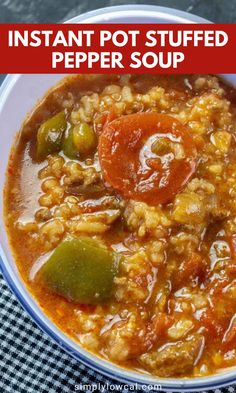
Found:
4,74 -> 236,377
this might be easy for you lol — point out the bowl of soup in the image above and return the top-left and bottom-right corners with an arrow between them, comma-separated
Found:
1,5 -> 236,392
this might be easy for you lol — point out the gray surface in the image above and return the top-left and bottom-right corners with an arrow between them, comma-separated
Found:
0,75 -> 5,85
0,0 -> 235,23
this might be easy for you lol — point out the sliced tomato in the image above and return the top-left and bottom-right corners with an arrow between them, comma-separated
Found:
98,112 -> 197,205
172,253 -> 207,290
94,108 -> 117,136
200,309 -> 224,338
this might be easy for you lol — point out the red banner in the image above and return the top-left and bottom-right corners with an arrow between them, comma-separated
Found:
0,24 -> 235,73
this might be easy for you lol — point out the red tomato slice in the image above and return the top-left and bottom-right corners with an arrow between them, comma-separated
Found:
200,309 -> 224,338
94,109 -> 117,136
172,253 -> 207,290
98,112 -> 197,205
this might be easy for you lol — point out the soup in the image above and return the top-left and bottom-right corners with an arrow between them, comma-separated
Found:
4,74 -> 236,377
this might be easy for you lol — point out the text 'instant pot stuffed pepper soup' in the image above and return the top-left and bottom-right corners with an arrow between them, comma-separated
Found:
4,74 -> 236,377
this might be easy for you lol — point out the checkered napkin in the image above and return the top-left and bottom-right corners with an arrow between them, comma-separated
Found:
0,272 -> 235,393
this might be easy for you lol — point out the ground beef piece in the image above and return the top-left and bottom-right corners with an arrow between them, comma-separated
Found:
139,334 -> 204,377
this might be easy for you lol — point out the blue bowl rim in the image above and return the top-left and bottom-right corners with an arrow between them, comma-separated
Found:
0,4 -> 236,391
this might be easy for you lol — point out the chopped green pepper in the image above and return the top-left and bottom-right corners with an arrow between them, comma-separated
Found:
62,126 -> 77,159
62,123 -> 97,159
37,111 -> 67,160
73,123 -> 97,157
39,236 -> 119,304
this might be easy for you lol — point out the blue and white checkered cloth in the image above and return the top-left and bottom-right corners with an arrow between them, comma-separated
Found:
1,272 -> 236,393
0,273 -> 122,393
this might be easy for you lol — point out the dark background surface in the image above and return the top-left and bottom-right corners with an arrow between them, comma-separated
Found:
0,0 -> 235,85
0,0 -> 236,23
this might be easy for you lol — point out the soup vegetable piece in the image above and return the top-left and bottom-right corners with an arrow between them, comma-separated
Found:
99,112 -> 197,204
39,236 -> 119,304
5,74 -> 236,378
37,110 -> 67,160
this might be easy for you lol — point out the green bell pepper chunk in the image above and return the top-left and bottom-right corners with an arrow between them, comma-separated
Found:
72,123 -> 97,157
62,126 -> 77,159
62,122 -> 97,159
37,111 -> 67,160
39,236 -> 119,304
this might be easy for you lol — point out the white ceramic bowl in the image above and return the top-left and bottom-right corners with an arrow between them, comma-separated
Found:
1,5 -> 236,392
